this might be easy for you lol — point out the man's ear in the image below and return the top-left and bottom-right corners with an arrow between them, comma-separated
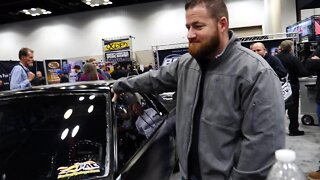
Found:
219,17 -> 228,33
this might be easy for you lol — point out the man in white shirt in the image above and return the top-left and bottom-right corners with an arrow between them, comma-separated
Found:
10,47 -> 35,90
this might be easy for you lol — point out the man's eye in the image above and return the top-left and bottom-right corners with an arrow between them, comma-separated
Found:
194,25 -> 203,29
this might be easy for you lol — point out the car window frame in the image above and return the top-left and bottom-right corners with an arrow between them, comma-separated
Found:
0,90 -> 113,179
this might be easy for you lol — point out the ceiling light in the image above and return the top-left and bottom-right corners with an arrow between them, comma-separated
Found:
81,0 -> 113,7
20,7 -> 52,17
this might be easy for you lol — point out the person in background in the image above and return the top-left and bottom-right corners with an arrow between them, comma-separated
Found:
87,58 -> 107,80
111,63 -> 126,80
112,0 -> 285,179
100,65 -> 111,80
73,65 -> 82,81
137,66 -> 143,74
143,65 -> 150,73
104,66 -> 111,79
127,66 -> 138,76
305,46 -> 320,179
56,69 -> 69,83
0,80 -> 4,91
276,40 -> 310,136
148,64 -> 153,71
10,47 -> 35,90
79,63 -> 104,81
32,71 -> 46,86
305,46 -> 320,122
251,42 -> 287,78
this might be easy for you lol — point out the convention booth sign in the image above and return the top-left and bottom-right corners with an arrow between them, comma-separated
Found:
44,59 -> 67,84
0,60 -> 44,90
152,43 -> 188,70
102,36 -> 133,63
158,48 -> 188,67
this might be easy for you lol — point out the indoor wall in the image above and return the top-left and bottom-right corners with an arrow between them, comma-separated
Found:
0,0 -> 296,64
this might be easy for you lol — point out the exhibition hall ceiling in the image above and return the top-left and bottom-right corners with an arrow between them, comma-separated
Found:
0,0 -> 165,25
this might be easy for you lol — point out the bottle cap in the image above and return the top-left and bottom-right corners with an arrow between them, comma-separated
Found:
275,149 -> 296,162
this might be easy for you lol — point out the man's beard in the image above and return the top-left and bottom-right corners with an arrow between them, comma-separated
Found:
189,34 -> 220,60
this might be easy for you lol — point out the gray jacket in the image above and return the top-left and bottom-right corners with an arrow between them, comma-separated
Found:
113,31 -> 285,180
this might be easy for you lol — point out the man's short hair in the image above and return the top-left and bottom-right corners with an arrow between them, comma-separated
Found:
185,0 -> 229,21
19,47 -> 33,60
74,65 -> 81,69
87,58 -> 96,63
280,40 -> 293,52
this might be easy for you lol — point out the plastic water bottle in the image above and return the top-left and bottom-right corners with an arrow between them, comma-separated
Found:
267,149 -> 306,180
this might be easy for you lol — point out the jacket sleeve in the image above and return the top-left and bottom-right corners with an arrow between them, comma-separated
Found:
10,66 -> 30,90
231,69 -> 286,180
294,56 -> 311,77
271,56 -> 287,78
304,58 -> 320,73
112,60 -> 179,94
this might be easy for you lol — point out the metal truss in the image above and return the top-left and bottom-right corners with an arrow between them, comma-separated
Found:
239,32 -> 299,56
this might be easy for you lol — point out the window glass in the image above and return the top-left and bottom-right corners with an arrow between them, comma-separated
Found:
0,93 -> 109,180
114,92 -> 166,170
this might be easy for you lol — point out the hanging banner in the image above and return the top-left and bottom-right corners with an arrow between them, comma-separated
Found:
45,60 -> 62,84
158,48 -> 188,67
102,37 -> 132,63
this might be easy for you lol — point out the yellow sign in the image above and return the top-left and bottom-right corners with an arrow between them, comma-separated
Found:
104,40 -> 129,51
57,160 -> 100,179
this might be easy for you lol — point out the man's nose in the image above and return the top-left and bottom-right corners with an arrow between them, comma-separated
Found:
187,29 -> 196,40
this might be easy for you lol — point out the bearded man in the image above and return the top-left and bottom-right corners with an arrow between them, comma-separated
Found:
112,0 -> 285,179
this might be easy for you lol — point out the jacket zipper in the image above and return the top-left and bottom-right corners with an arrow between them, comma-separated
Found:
186,67 -> 202,171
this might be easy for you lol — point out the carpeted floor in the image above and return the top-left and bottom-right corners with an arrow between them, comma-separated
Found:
286,117 -> 320,174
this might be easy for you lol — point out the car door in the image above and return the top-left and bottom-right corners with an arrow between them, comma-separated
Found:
112,92 -> 176,180
0,91 -> 112,180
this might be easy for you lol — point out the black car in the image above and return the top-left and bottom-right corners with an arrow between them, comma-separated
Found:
0,81 -> 176,180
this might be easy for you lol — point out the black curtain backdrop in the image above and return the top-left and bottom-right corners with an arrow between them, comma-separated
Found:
0,60 -> 44,90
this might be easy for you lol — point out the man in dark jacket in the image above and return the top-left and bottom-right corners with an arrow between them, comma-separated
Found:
305,46 -> 320,180
251,42 -> 287,78
32,71 -> 46,86
276,40 -> 310,136
74,65 -> 82,81
56,69 -> 69,83
113,0 -> 285,179
305,46 -> 320,122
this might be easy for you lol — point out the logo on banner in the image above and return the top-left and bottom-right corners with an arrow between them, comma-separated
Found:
48,61 -> 60,69
162,54 -> 181,66
105,51 -> 130,62
104,41 -> 129,51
